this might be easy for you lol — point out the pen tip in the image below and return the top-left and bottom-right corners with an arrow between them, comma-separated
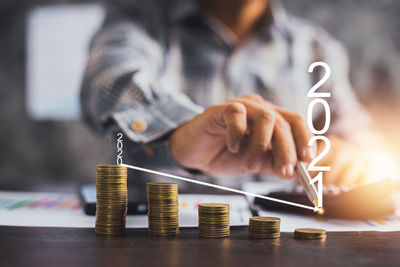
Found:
312,198 -> 318,207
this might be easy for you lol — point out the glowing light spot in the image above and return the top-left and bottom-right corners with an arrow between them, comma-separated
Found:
317,208 -> 325,215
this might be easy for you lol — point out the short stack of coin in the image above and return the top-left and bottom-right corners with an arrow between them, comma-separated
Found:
198,203 -> 230,238
95,164 -> 127,235
294,228 -> 327,239
249,216 -> 281,239
147,183 -> 179,237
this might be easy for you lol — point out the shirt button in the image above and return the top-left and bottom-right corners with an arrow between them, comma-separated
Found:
131,120 -> 147,133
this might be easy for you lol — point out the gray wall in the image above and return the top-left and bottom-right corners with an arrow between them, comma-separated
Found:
1,0 -> 399,189
0,0 -> 113,189
284,0 -> 400,99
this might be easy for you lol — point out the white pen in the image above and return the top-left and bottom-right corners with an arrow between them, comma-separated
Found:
296,161 -> 319,207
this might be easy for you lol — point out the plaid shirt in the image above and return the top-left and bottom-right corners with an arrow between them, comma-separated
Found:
81,0 -> 369,185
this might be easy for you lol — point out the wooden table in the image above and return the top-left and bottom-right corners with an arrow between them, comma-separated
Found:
0,226 -> 399,267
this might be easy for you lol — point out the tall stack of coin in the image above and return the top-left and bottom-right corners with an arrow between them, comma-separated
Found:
294,228 -> 327,239
147,183 -> 179,237
198,203 -> 230,238
249,216 -> 281,239
95,164 -> 127,235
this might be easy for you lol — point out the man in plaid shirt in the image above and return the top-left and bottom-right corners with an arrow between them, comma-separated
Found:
81,0 -> 369,187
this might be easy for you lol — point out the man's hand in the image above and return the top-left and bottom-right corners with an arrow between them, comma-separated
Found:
310,136 -> 368,186
169,94 -> 314,178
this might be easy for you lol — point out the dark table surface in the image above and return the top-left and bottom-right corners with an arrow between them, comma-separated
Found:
1,226 -> 399,267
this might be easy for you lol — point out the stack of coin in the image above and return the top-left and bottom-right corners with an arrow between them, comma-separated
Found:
95,164 -> 127,235
198,203 -> 230,238
249,216 -> 281,239
294,228 -> 327,239
147,183 -> 179,237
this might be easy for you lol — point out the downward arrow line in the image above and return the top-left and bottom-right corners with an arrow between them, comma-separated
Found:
121,163 -> 319,212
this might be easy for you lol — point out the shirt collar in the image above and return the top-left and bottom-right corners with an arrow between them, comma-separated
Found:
269,0 -> 292,42
168,0 -> 199,22
167,0 -> 292,44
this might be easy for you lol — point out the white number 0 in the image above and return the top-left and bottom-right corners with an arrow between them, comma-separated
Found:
307,99 -> 331,135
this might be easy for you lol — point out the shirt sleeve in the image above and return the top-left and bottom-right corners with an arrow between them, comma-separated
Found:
80,6 -> 203,173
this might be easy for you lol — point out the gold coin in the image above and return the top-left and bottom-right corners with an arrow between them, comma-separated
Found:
198,203 -> 230,238
250,216 -> 280,223
294,228 -> 327,239
199,203 -> 229,210
146,183 -> 179,237
248,216 -> 281,239
250,233 -> 280,239
95,164 -> 127,235
199,232 -> 230,238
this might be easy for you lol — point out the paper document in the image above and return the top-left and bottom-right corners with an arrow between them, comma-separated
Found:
0,191 -> 251,228
2,188 -> 399,231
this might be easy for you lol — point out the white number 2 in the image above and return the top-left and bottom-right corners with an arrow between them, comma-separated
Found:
307,62 -> 331,98
307,136 -> 331,172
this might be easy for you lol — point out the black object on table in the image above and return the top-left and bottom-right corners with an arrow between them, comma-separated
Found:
255,179 -> 398,219
79,184 -> 148,215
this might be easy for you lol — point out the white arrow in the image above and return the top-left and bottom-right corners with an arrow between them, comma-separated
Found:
120,163 -> 320,212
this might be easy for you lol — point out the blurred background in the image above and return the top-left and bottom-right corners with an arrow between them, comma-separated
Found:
1,0 -> 399,190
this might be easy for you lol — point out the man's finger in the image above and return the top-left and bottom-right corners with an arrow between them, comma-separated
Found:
271,115 -> 297,178
275,107 -> 314,162
242,104 -> 276,173
321,143 -> 348,184
222,102 -> 248,153
242,93 -> 265,104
